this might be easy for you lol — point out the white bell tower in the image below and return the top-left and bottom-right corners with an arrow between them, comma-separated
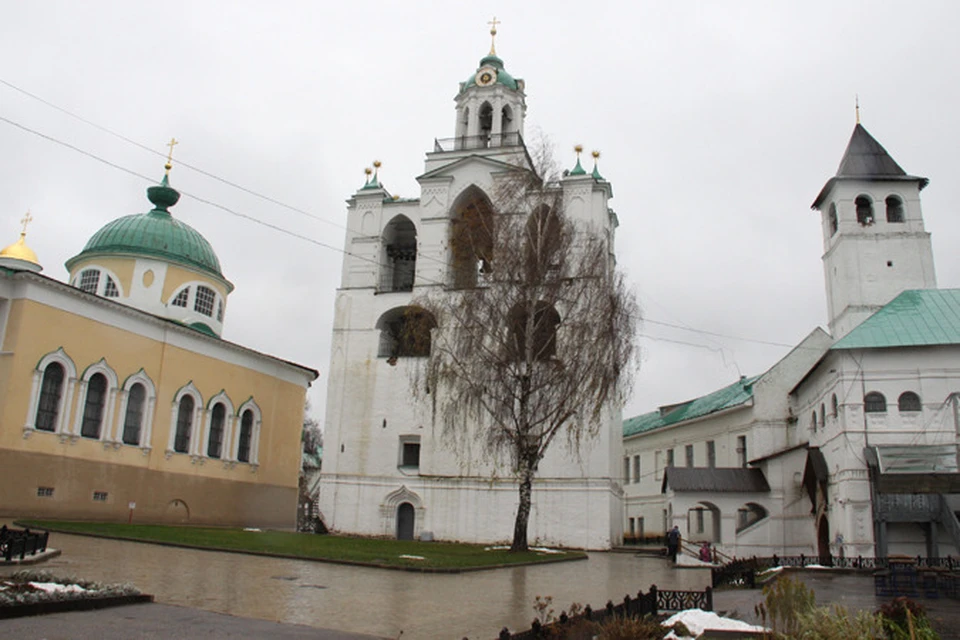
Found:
812,119 -> 936,339
452,18 -> 526,150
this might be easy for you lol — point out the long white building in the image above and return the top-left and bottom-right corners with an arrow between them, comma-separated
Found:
624,122 -> 960,560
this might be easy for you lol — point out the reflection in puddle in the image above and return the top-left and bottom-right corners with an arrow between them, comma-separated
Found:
3,532 -> 710,639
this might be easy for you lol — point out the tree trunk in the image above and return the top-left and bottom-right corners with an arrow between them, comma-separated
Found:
511,458 -> 535,552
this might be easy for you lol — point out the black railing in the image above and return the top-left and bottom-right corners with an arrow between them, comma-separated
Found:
433,131 -> 523,152
498,585 -> 712,639
1,528 -> 50,562
711,554 -> 960,588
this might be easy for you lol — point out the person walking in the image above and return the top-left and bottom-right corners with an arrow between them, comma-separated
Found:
666,525 -> 681,563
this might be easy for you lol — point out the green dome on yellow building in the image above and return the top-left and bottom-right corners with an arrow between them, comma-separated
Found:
66,175 -> 225,281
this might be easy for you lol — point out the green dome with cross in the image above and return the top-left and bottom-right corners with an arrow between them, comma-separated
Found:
66,173 -> 229,286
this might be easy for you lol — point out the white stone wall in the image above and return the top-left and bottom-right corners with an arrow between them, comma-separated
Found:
792,345 -> 960,557
819,180 -> 935,339
320,131 -> 624,548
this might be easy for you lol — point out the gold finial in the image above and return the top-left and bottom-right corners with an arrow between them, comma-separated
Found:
855,94 -> 860,125
488,16 -> 500,55
20,210 -> 33,237
364,167 -> 373,177
165,137 -> 179,175
574,144 -> 583,156
372,160 -> 381,182
591,150 -> 600,160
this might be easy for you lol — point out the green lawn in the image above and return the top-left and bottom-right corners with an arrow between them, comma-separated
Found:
17,520 -> 586,571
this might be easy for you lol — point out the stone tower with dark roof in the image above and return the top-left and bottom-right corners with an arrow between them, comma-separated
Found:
811,123 -> 937,339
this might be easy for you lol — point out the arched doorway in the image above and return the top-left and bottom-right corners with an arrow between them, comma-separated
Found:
397,502 -> 415,540
165,498 -> 190,524
817,516 -> 831,565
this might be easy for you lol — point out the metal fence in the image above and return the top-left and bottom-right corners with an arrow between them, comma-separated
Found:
498,585 -> 712,639
1,529 -> 50,562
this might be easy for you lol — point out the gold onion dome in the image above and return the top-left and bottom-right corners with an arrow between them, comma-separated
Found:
0,233 -> 40,265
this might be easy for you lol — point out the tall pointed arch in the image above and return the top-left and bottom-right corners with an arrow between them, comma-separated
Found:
380,215 -> 417,292
450,185 -> 495,289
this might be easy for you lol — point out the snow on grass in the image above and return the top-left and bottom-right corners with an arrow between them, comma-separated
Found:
399,555 -> 425,560
663,609 -> 767,639
28,582 -> 87,594
483,545 -> 565,554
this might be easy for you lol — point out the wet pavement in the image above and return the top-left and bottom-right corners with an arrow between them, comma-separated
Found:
0,532 -> 711,639
712,569 -> 960,640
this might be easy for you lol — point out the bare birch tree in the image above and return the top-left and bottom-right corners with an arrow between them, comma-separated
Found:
409,146 -> 638,552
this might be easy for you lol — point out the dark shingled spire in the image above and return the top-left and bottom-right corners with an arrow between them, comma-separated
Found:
811,123 -> 928,210
836,124 -> 907,178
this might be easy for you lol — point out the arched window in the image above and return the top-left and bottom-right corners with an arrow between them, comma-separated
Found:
501,105 -> 514,142
194,286 -> 216,317
35,363 -> 65,432
377,306 -> 437,358
832,393 -> 839,417
174,395 -> 194,453
207,403 -> 226,458
525,205 -> 563,283
855,195 -> 874,226
828,203 -> 838,236
810,411 -> 817,433
820,403 -> 826,429
80,373 -> 107,439
898,391 -> 921,412
122,383 -> 146,445
736,503 -> 768,532
237,409 -> 254,463
171,287 -> 190,307
75,268 -> 122,298
886,196 -> 905,223
478,102 -> 493,144
78,269 -> 101,294
864,391 -> 887,413
509,301 -> 561,361
450,186 -> 495,288
381,215 -> 417,293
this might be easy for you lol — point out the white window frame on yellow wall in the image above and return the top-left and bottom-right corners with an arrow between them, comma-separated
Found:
72,358 -> 119,443
203,391 -> 235,462
166,382 -> 203,460
117,369 -> 156,451
72,266 -> 124,299
235,398 -> 262,468
24,348 -> 78,439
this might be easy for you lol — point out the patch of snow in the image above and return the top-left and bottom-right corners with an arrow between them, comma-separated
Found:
663,609 -> 767,639
484,545 -> 509,551
530,547 -> 564,554
803,563 -> 831,569
758,565 -> 785,576
28,581 -> 88,594
399,555 -> 425,560
242,527 -> 262,532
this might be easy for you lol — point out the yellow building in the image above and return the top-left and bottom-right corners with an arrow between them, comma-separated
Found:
0,170 -> 317,528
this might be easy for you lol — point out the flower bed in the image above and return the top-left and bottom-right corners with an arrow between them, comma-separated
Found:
0,570 -> 152,618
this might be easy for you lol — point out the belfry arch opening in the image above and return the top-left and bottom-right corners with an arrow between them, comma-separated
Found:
381,215 -> 417,292
450,186 -> 495,289
478,102 -> 493,144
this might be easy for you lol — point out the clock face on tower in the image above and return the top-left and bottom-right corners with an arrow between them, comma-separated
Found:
476,68 -> 497,86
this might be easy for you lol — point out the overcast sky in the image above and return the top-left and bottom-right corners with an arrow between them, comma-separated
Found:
3,1 -> 959,426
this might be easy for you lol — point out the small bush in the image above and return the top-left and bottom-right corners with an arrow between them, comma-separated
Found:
762,575 -> 816,636
796,604 -> 885,639
878,597 -> 939,640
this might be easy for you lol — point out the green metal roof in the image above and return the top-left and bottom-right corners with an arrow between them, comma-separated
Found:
623,375 -> 760,438
832,289 -> 960,350
66,176 -> 228,283
461,54 -> 520,92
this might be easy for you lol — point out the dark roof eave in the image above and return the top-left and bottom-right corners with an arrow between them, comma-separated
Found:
811,175 -> 930,210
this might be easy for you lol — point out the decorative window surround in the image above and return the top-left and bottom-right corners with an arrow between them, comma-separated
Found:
166,382 -> 203,457
71,359 -> 119,442
116,369 -> 157,450
203,391 -> 235,460
23,348 -> 78,439
234,399 -> 262,466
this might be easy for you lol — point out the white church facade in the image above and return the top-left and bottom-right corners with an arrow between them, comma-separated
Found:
623,122 -> 960,560
318,38 -> 624,549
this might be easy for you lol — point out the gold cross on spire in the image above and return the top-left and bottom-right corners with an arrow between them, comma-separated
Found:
165,137 -> 179,175
488,16 -> 500,55
20,210 -> 33,236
